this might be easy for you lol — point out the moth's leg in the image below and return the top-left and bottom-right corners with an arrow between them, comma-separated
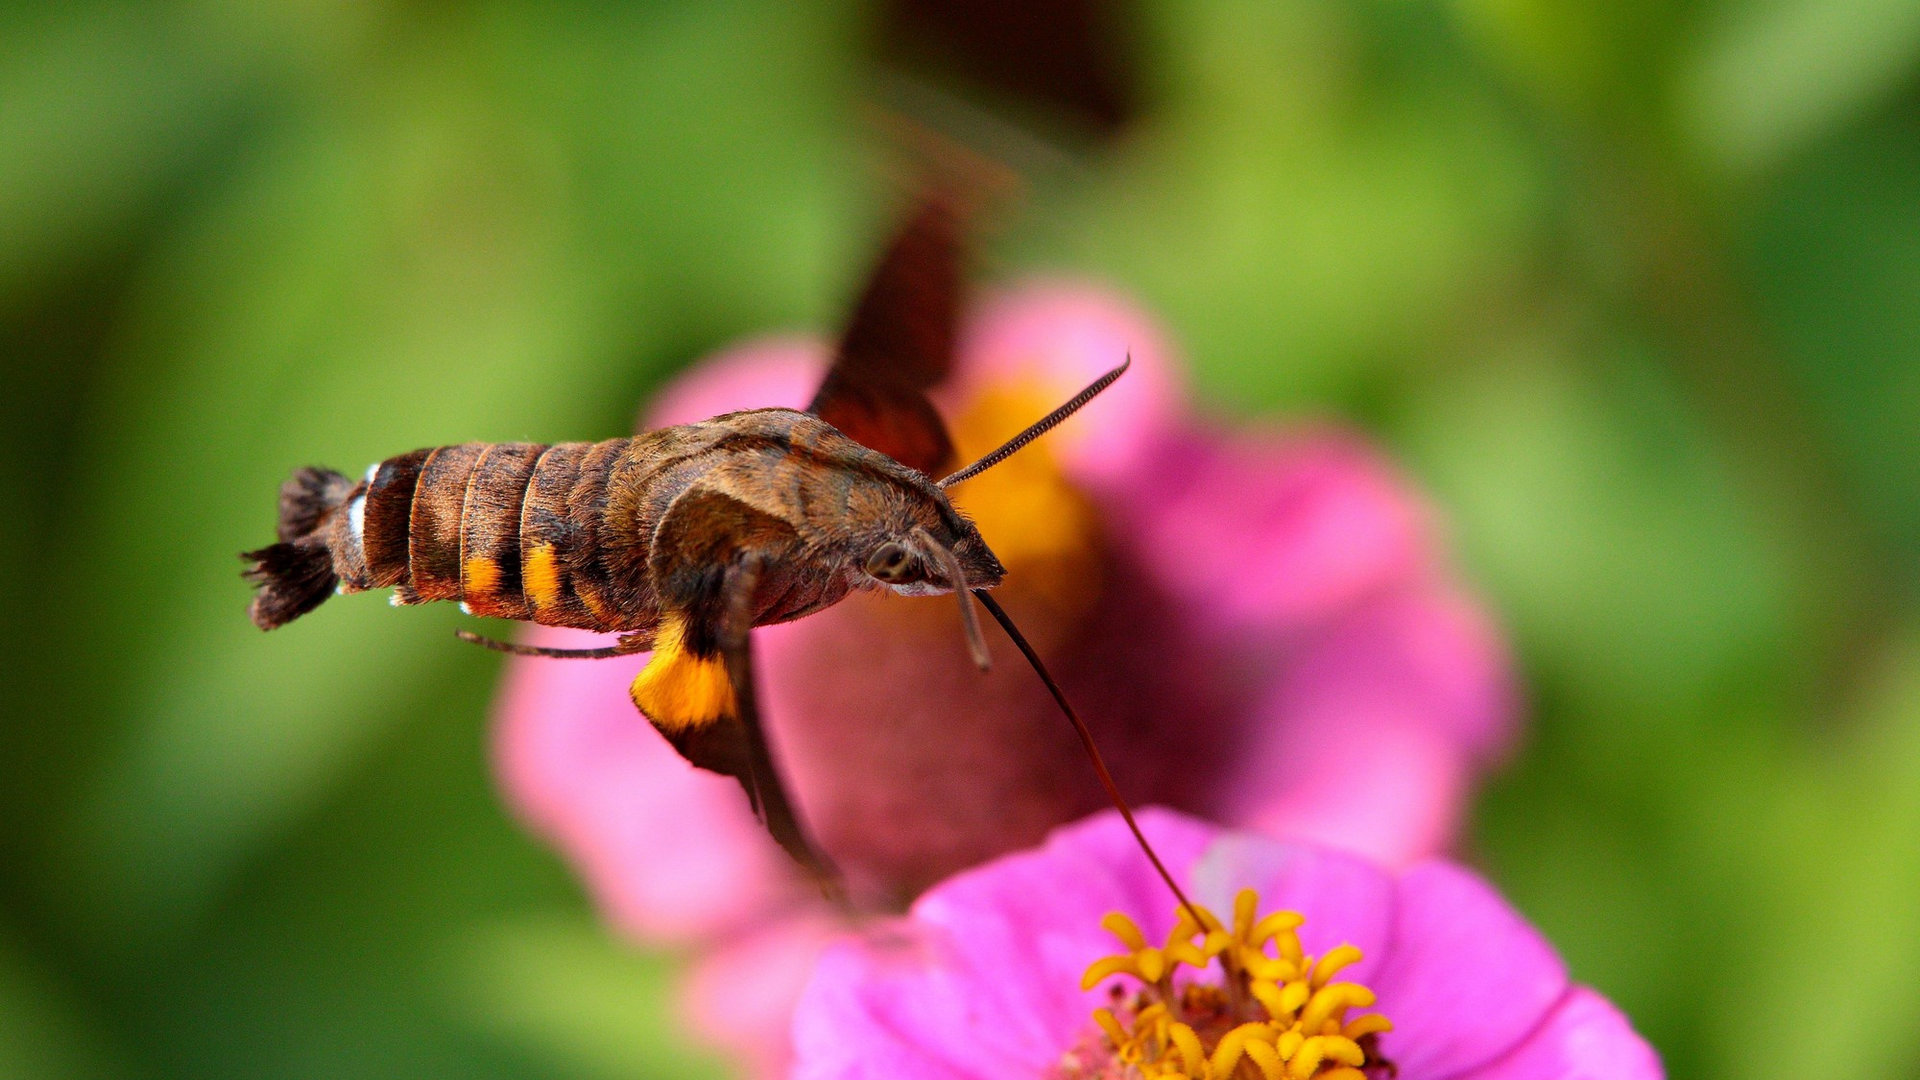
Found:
453,628 -> 638,659
717,555 -> 841,891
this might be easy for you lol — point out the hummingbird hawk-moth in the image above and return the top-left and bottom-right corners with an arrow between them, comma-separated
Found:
243,193 -> 1189,906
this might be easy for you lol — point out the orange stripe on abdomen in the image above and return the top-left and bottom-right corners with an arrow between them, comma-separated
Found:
518,442 -> 598,629
459,441 -> 545,618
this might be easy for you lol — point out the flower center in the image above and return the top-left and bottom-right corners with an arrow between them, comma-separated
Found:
1058,889 -> 1394,1080
945,383 -> 1102,624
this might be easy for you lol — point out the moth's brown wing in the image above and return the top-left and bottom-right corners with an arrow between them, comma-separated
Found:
638,626 -> 838,885
633,537 -> 839,887
720,555 -> 839,886
721,602 -> 839,886
807,194 -> 961,477
646,696 -> 834,883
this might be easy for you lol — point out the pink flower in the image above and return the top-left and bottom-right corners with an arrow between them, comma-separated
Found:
793,808 -> 1660,1080
491,283 -> 1518,1075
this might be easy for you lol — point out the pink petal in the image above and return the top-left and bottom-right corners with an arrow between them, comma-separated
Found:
1461,987 -> 1663,1080
1188,831 -> 1400,987
1359,584 -> 1518,764
792,933 -> 985,1080
1112,426 -> 1433,635
490,626 -> 795,942
792,812 -> 1644,1080
679,910 -> 841,1080
910,807 -> 1220,1006
1218,582 -> 1519,864
951,283 -> 1187,489
643,336 -> 825,428
1226,719 -> 1471,870
1368,861 -> 1569,1078
791,810 -> 1220,1077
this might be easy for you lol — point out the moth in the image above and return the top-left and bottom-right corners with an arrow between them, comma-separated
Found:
244,193 -> 1190,910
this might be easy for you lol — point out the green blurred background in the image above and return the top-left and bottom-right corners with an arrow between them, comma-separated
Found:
3,1 -> 1918,1077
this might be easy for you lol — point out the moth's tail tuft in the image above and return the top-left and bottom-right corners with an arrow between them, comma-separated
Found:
245,465 -> 353,630
276,466 -> 355,542
243,541 -> 337,629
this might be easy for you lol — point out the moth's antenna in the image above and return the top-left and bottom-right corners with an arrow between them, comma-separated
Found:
915,528 -> 991,670
937,356 -> 1131,489
972,589 -> 1205,929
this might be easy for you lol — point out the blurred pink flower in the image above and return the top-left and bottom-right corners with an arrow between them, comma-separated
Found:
794,808 -> 1660,1080
491,283 -> 1518,1075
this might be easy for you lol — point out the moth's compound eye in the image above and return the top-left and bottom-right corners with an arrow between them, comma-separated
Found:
866,541 -> 914,582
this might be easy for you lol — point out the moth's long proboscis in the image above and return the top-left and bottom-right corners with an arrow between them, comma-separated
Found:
971,589 -> 1206,930
937,356 -> 1131,489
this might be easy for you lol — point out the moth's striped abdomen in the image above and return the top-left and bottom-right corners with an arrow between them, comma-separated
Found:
247,437 -> 644,633
516,441 -> 596,627
458,442 -> 545,620
397,442 -> 489,603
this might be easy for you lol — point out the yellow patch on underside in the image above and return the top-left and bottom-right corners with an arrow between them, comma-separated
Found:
523,543 -> 563,613
630,614 -> 734,732
462,555 -> 500,599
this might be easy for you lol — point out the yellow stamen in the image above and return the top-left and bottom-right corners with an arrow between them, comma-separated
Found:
1102,912 -> 1149,952
1080,955 -> 1141,992
1148,948 -> 1176,983
1077,892 -> 1392,1079
1244,1037 -> 1286,1080
1170,1023 -> 1206,1075
1261,979 -> 1310,1020
1289,1037 -> 1327,1080
1299,984 -> 1374,1035
1234,888 -> 1260,938
1209,1022 -> 1270,1076
1251,911 -> 1305,945
1246,954 -> 1298,983
1320,1037 -> 1366,1067
1311,945 -> 1363,989
1343,1015 -> 1393,1040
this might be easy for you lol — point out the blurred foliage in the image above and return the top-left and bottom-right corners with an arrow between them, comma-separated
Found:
1,1 -> 1916,1078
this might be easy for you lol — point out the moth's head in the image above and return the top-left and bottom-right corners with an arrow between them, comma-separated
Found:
860,501 -> 1004,596
854,490 -> 1004,671
834,353 -> 1129,668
